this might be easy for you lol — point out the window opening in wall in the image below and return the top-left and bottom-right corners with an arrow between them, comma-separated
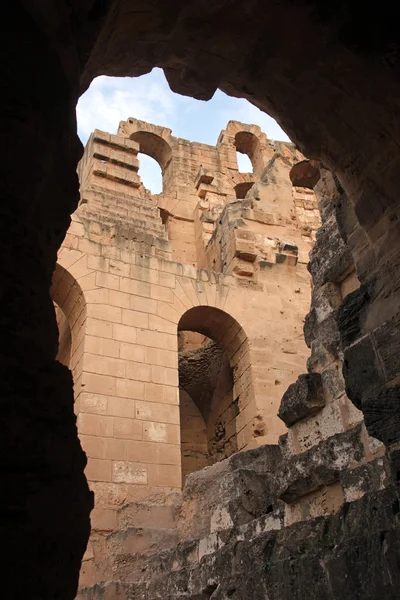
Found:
177,306 -> 253,486
138,152 -> 163,194
178,330 -> 236,485
50,263 -> 86,404
236,151 -> 253,173
234,181 -> 255,199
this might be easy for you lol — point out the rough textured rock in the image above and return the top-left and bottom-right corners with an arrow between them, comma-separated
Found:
178,444 -> 282,540
278,373 -> 325,427
78,486 -> 400,600
276,426 -> 365,503
308,212 -> 353,289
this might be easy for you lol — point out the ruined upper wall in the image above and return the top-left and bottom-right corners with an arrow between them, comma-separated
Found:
111,118 -> 321,274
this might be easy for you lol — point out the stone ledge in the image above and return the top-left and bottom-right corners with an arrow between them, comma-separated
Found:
278,373 -> 325,427
276,425 -> 365,503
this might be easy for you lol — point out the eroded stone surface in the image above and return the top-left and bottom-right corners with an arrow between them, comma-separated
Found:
278,373 -> 325,427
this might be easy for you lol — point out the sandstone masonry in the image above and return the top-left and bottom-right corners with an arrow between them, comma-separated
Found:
53,118 -> 321,590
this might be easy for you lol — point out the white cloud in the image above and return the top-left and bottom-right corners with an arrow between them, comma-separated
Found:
76,69 -> 291,192
76,70 -> 178,143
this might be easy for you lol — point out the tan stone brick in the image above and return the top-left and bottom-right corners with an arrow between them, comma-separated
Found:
148,314 -> 177,335
90,482 -> 128,509
136,401 -> 179,424
122,308 -> 148,328
91,508 -> 118,531
80,435 -> 106,459
126,361 -> 152,382
144,347 -> 178,369
87,255 -> 110,273
150,284 -> 174,303
172,279 -> 193,309
136,329 -> 176,351
115,378 -> 145,400
87,303 -> 122,323
148,464 -> 181,488
143,422 -> 180,444
120,277 -> 151,297
156,301 -> 180,324
85,335 -> 120,358
95,271 -> 119,290
104,438 -> 127,460
112,461 -> 148,484
130,295 -> 158,314
79,392 -> 108,415
82,372 -> 116,396
85,353 -> 126,378
144,382 -> 179,405
176,276 -> 200,306
113,323 -> 137,343
130,264 -> 159,284
78,413 -> 113,437
107,397 -> 135,418
119,342 -> 144,363
86,317 -> 113,340
84,288 -> 109,304
76,271 -> 97,291
156,443 -> 181,466
58,247 -> 82,270
127,440 -> 157,464
85,458 -> 112,482
158,271 -> 176,288
109,259 -> 131,277
109,289 -> 131,308
78,237 -> 101,256
113,417 -> 143,440
151,364 -> 179,386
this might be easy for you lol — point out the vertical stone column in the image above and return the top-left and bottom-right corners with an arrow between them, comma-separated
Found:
1,5 -> 92,598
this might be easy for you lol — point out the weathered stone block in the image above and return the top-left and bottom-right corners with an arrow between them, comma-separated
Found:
308,213 -> 353,289
303,308 -> 317,348
363,384 -> 400,446
278,373 -> 325,427
343,334 -> 384,410
338,284 -> 370,348
340,457 -> 390,502
276,426 -> 365,503
373,313 -> 400,383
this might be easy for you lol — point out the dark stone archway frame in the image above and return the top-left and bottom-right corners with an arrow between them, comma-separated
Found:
2,2 -> 400,598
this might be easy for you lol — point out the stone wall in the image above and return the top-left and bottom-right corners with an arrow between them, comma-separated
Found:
76,153 -> 397,600
54,120 -> 318,589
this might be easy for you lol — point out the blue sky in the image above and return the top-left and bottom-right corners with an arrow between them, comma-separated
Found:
77,68 -> 289,193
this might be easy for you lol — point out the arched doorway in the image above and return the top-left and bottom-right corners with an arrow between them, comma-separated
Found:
177,307 -> 252,482
51,264 -> 86,406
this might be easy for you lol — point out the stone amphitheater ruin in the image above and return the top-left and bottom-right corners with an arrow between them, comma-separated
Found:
3,3 -> 400,600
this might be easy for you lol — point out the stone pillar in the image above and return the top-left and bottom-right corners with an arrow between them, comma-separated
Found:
1,5 -> 92,598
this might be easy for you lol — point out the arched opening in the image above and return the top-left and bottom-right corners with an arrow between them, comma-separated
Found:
51,264 -> 86,405
137,152 -> 163,194
234,181 -> 255,199
236,151 -> 253,173
129,130 -> 172,193
289,160 -> 321,189
178,307 -> 251,483
235,131 -> 262,175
